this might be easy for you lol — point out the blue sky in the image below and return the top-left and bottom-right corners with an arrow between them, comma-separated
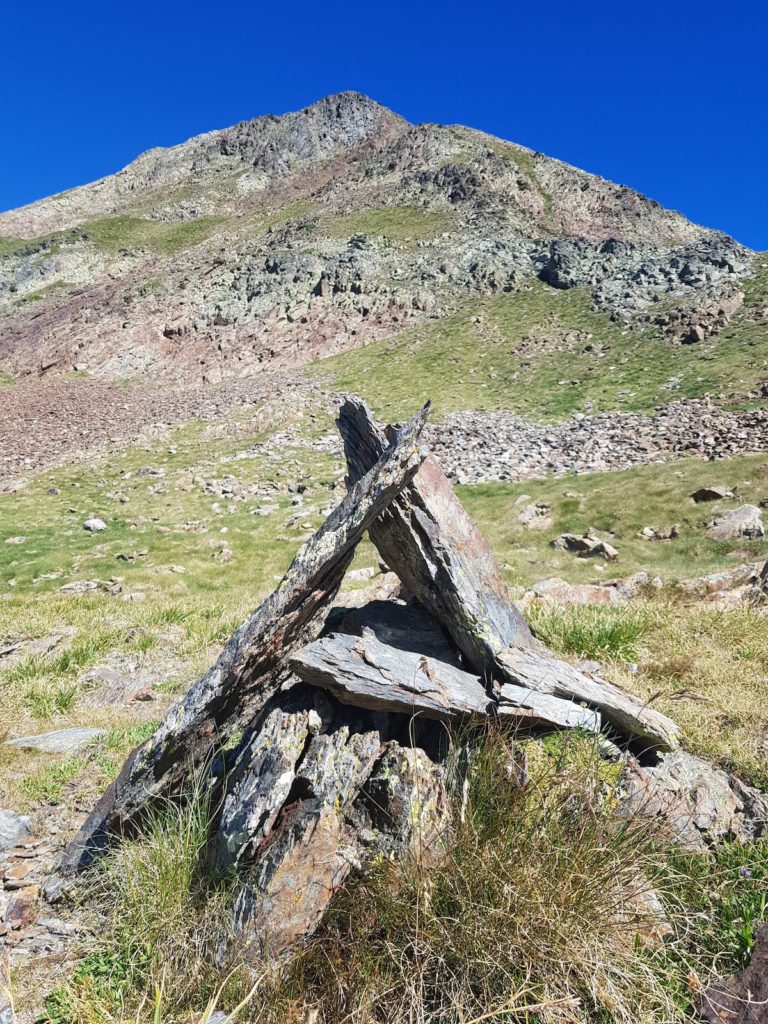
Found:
2,0 -> 766,248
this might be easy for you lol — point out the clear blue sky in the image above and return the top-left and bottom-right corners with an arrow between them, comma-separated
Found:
2,0 -> 766,248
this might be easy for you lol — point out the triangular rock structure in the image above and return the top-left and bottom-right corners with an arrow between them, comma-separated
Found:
56,397 -> 680,961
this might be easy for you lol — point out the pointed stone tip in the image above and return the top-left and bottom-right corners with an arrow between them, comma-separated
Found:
297,91 -> 407,125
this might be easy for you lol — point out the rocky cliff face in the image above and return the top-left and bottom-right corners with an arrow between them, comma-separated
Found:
0,92 -> 756,383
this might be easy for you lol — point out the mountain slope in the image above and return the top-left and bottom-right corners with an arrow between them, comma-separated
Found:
0,92 -> 756,385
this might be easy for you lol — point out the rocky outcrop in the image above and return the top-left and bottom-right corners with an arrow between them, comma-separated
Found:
622,750 -> 768,854
426,400 -> 768,483
697,924 -> 768,1024
708,504 -> 765,541
0,93 -> 754,388
54,398 -> 680,963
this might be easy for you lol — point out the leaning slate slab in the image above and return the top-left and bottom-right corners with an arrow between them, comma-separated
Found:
59,403 -> 428,875
4,728 -> 105,755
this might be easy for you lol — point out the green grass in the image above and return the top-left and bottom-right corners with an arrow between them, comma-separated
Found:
0,235 -> 27,258
44,779 -> 244,1023
0,228 -> 85,261
326,204 -> 455,241
529,604 -> 656,661
0,372 -> 14,388
495,141 -> 554,217
309,268 -> 768,421
457,451 -> 768,589
84,215 -> 222,256
0,406 -> 347,812
673,838 -> 768,969
20,756 -> 89,803
15,281 -> 68,304
241,199 -> 317,237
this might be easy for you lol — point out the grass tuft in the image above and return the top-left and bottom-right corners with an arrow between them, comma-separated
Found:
529,604 -> 657,661
46,778 -> 244,1023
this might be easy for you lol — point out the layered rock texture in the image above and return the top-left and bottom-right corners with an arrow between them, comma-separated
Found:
0,92 -> 756,386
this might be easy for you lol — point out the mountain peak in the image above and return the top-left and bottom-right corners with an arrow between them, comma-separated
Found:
0,93 -> 755,389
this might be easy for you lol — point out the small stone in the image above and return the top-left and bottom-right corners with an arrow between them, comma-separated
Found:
691,485 -> 733,503
346,567 -> 376,582
0,810 -> 31,852
131,689 -> 158,702
83,517 -> 107,533
4,536 -> 25,545
3,861 -> 33,887
59,580 -> 100,594
4,727 -> 105,755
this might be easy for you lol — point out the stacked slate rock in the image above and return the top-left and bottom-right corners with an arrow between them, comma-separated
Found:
53,397 -> 679,963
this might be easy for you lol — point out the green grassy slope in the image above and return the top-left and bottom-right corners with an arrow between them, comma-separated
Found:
310,262 -> 768,422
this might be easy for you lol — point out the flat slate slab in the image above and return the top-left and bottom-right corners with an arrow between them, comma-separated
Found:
4,728 -> 105,755
291,631 -> 598,730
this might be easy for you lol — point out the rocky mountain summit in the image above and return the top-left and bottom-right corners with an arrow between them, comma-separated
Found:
0,92 -> 756,385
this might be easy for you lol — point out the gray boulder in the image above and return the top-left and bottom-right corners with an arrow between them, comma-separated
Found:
0,808 -> 31,851
708,504 -> 765,541
691,485 -> 733,503
83,517 -> 107,532
622,749 -> 768,854
5,727 -> 105,755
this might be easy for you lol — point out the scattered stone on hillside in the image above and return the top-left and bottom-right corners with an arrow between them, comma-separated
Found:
639,524 -> 680,541
691,485 -> 734,503
517,502 -> 553,531
622,750 -> 768,854
676,562 -> 761,600
708,504 -> 765,541
4,536 -> 25,545
697,923 -> 768,1024
82,517 -> 107,533
0,630 -> 72,667
552,529 -> 619,561
4,728 -> 105,755
0,811 -> 30,852
521,577 -> 627,607
346,566 -> 377,581
116,548 -> 148,561
59,578 -> 121,595
427,400 -> 768,485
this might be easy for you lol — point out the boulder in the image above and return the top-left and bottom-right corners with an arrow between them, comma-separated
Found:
622,750 -> 768,854
697,923 -> 768,1023
691,485 -> 734,503
709,505 -> 765,541
0,809 -> 31,851
552,530 -> 619,561
517,502 -> 553,531
522,577 -> 627,607
83,517 -> 108,532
